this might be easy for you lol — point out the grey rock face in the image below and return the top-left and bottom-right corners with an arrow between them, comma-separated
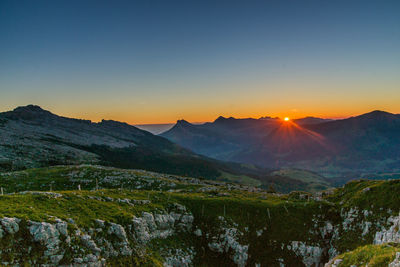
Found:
107,223 -> 132,256
0,204 -> 194,265
390,252 -> 400,267
29,221 -> 65,259
288,241 -> 323,267
81,234 -> 101,255
132,205 -> 194,245
207,217 -> 248,267
1,217 -> 21,234
163,247 -> 195,267
374,214 -> 400,244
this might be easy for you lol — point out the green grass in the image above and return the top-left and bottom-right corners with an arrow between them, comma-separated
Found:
218,171 -> 262,187
332,244 -> 400,267
0,190 -> 161,226
327,179 -> 400,212
270,168 -> 331,192
0,165 -> 400,266
0,165 -> 203,193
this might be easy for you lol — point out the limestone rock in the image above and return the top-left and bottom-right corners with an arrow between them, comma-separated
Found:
29,221 -> 62,257
1,217 -> 21,234
374,214 -> 400,244
288,241 -> 323,267
207,217 -> 248,267
390,252 -> 400,267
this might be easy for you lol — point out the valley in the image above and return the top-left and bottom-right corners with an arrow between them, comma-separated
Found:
161,111 -> 400,180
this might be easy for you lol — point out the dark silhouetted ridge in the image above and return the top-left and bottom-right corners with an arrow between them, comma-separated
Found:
3,105 -> 54,120
176,119 -> 191,126
294,117 -> 333,126
356,110 -> 398,121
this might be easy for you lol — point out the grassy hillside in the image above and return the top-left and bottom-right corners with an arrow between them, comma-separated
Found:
0,165 -> 399,266
326,244 -> 400,267
269,169 -> 330,192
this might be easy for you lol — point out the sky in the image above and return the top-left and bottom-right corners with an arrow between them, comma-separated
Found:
1,0 -> 399,124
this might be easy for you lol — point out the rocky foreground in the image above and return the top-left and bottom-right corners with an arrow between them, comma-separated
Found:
0,165 -> 400,266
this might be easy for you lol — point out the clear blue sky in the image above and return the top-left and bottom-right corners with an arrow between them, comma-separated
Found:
1,0 -> 399,123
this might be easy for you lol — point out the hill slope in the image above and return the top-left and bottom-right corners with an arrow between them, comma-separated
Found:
0,105 -> 223,179
0,165 -> 400,266
0,105 -> 331,193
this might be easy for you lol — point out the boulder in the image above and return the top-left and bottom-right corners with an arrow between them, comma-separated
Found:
1,217 -> 20,234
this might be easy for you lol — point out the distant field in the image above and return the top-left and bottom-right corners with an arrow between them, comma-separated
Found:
270,168 -> 331,192
218,171 -> 262,187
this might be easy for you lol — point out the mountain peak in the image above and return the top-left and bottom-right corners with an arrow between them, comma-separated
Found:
13,105 -> 46,113
365,110 -> 390,115
100,119 -> 130,127
357,110 -> 397,121
176,119 -> 191,126
5,105 -> 53,120
214,116 -> 236,123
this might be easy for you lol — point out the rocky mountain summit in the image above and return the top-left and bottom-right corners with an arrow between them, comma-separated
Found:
0,165 -> 400,266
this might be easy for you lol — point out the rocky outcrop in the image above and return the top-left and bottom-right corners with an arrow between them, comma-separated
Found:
0,202 -> 195,266
132,204 -> 194,245
390,252 -> 400,267
324,258 -> 343,267
288,241 -> 323,267
1,217 -> 20,234
163,247 -> 195,267
29,220 -> 68,263
107,222 -> 132,256
207,216 -> 249,267
374,214 -> 400,244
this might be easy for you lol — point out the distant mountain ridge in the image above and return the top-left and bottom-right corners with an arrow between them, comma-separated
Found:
161,110 -> 400,177
0,105 -> 331,193
0,105 -> 238,179
293,116 -> 333,125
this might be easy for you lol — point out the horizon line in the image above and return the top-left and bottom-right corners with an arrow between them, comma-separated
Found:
1,104 -> 398,126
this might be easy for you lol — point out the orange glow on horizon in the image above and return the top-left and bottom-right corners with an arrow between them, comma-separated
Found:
21,104 -> 400,125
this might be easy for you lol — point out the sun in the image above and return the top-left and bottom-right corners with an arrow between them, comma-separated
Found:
284,117 -> 290,121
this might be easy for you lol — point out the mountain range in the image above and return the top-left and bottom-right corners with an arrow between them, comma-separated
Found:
2,106 -> 400,265
2,105 -> 399,192
0,105 -> 332,193
161,110 -> 400,178
0,105 -> 244,178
